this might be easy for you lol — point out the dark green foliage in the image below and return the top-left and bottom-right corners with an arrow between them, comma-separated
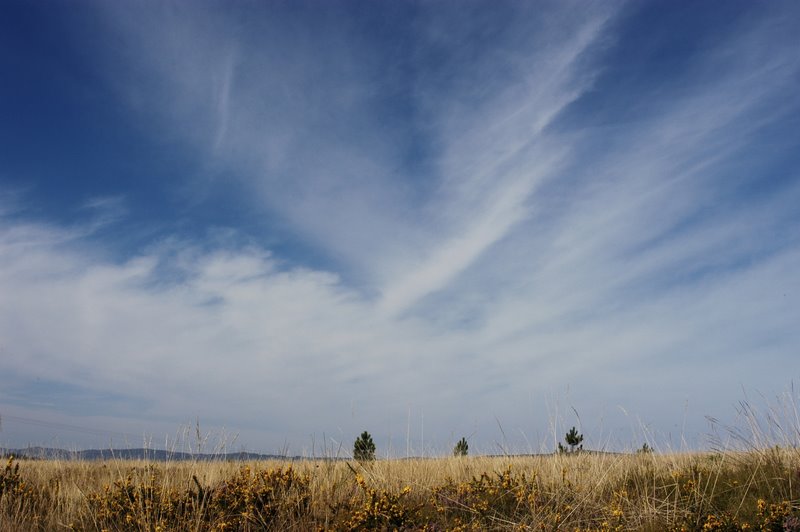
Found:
559,426 -> 583,453
637,442 -> 653,454
453,437 -> 468,457
353,431 -> 376,461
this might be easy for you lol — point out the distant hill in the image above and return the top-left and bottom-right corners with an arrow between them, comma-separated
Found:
0,446 -> 304,461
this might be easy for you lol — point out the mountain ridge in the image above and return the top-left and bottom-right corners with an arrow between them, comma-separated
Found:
0,446 -> 304,461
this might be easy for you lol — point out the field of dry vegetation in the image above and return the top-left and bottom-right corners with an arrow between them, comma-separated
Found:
1,446 -> 799,531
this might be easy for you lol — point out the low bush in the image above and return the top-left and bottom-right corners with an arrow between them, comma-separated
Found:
1,449 -> 798,530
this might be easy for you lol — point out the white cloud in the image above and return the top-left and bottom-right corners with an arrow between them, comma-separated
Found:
2,2 -> 800,452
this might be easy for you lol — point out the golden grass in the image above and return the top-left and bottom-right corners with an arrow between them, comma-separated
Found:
1,448 -> 799,530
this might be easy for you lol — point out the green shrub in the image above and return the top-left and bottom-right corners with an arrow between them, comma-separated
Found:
558,426 -> 583,453
353,431 -> 376,462
453,437 -> 468,457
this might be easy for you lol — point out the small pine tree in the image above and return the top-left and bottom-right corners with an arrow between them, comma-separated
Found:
637,442 -> 653,454
353,431 -> 376,461
564,426 -> 584,453
453,437 -> 468,457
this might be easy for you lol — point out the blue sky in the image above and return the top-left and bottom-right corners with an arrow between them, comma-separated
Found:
1,0 -> 799,455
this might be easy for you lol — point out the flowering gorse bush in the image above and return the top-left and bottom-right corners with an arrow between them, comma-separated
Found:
2,450 -> 799,531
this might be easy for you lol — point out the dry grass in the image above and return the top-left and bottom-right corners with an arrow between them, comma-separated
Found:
1,447 -> 799,531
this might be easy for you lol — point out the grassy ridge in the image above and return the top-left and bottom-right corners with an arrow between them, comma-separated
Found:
1,448 -> 799,531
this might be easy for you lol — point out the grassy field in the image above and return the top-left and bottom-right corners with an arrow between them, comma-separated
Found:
1,446 -> 799,531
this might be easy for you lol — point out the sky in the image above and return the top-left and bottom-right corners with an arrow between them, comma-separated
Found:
1,0 -> 799,456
